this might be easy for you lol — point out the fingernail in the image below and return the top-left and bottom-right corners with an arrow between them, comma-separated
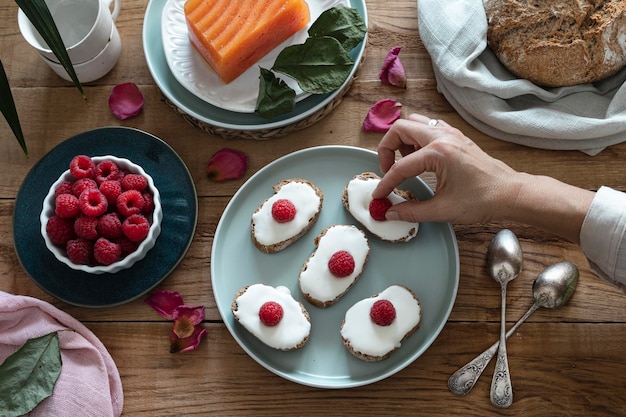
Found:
385,210 -> 399,221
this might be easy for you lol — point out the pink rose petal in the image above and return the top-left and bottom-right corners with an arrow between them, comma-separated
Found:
109,82 -> 144,120
170,305 -> 207,353
379,47 -> 407,88
363,99 -> 402,133
172,305 -> 205,326
145,290 -> 184,320
206,148 -> 248,182
170,325 -> 208,353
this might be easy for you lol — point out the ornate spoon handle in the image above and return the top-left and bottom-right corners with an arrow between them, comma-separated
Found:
448,301 -> 539,397
490,284 -> 513,408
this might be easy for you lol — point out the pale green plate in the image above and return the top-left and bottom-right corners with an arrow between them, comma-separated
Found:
143,0 -> 367,130
211,146 -> 459,388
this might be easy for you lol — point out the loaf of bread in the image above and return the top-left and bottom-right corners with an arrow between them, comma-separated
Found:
251,178 -> 323,253
484,0 -> 626,87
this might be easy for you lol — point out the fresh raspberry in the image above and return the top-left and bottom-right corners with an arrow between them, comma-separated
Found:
370,299 -> 396,326
369,198 -> 393,221
66,238 -> 93,265
258,301 -> 283,326
99,180 -> 122,206
79,189 -> 108,217
117,190 -> 144,216
93,237 -> 121,265
122,214 -> 150,242
74,215 -> 99,240
98,212 -> 123,239
69,155 -> 94,179
46,216 -> 76,245
121,174 -> 148,192
94,160 -> 121,184
327,250 -> 355,277
54,193 -> 80,218
141,192 -> 154,214
271,199 -> 296,223
72,178 -> 98,198
116,236 -> 138,256
54,181 -> 74,197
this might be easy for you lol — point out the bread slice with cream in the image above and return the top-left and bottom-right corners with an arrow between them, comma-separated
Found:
342,172 -> 419,242
299,224 -> 370,308
251,178 -> 323,253
231,283 -> 311,351
340,285 -> 422,361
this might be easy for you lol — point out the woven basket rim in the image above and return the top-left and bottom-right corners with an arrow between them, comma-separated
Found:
161,52 -> 366,140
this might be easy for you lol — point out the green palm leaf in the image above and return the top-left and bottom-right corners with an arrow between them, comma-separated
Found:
0,60 -> 27,156
15,0 -> 85,98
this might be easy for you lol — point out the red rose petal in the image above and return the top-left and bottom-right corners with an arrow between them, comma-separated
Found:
363,99 -> 402,133
379,47 -> 407,88
109,82 -> 144,120
206,148 -> 248,182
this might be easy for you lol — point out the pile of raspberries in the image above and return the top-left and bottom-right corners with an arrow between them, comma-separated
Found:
45,155 -> 156,267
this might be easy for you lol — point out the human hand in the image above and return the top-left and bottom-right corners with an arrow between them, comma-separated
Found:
372,114 -> 523,224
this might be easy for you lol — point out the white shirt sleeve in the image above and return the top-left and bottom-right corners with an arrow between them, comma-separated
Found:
579,186 -> 626,293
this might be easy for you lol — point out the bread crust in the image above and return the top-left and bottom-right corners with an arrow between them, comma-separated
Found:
251,178 -> 323,253
485,0 -> 626,87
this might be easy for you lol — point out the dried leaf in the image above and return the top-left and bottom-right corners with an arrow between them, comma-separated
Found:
255,68 -> 296,119
308,6 -> 367,52
272,36 -> 354,94
0,332 -> 62,417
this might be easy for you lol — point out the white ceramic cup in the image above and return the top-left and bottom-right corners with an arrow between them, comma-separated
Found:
41,24 -> 121,83
18,0 -> 121,65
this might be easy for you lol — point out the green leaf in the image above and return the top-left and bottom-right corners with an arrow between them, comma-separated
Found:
272,37 -> 354,94
255,67 -> 297,119
308,6 -> 367,52
0,60 -> 27,156
0,332 -> 62,417
15,0 -> 85,98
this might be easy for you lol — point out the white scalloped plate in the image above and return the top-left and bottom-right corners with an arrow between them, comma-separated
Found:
162,0 -> 349,113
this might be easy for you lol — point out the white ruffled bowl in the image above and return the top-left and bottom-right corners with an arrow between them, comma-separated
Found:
40,155 -> 163,274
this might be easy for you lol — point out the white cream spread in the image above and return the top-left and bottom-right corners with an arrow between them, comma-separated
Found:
346,176 -> 419,242
340,285 -> 421,358
252,181 -> 321,246
299,225 -> 369,305
233,284 -> 311,350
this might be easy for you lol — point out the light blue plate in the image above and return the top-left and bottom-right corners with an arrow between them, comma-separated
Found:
142,0 -> 368,130
211,146 -> 459,388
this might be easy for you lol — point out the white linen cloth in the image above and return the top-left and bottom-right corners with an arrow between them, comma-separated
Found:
0,291 -> 123,416
580,187 -> 626,293
417,0 -> 626,155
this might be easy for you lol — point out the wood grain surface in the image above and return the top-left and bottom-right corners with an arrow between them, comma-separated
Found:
1,0 -> 625,415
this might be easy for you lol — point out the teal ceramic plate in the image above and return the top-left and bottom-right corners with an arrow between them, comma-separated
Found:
211,146 -> 459,388
13,127 -> 198,308
143,0 -> 367,130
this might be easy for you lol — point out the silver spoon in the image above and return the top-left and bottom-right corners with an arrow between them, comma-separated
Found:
486,229 -> 523,408
448,261 -> 579,398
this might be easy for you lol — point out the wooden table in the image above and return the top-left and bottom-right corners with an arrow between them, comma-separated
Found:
2,0 -> 626,415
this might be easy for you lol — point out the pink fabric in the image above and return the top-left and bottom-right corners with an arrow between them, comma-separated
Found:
0,291 -> 123,416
